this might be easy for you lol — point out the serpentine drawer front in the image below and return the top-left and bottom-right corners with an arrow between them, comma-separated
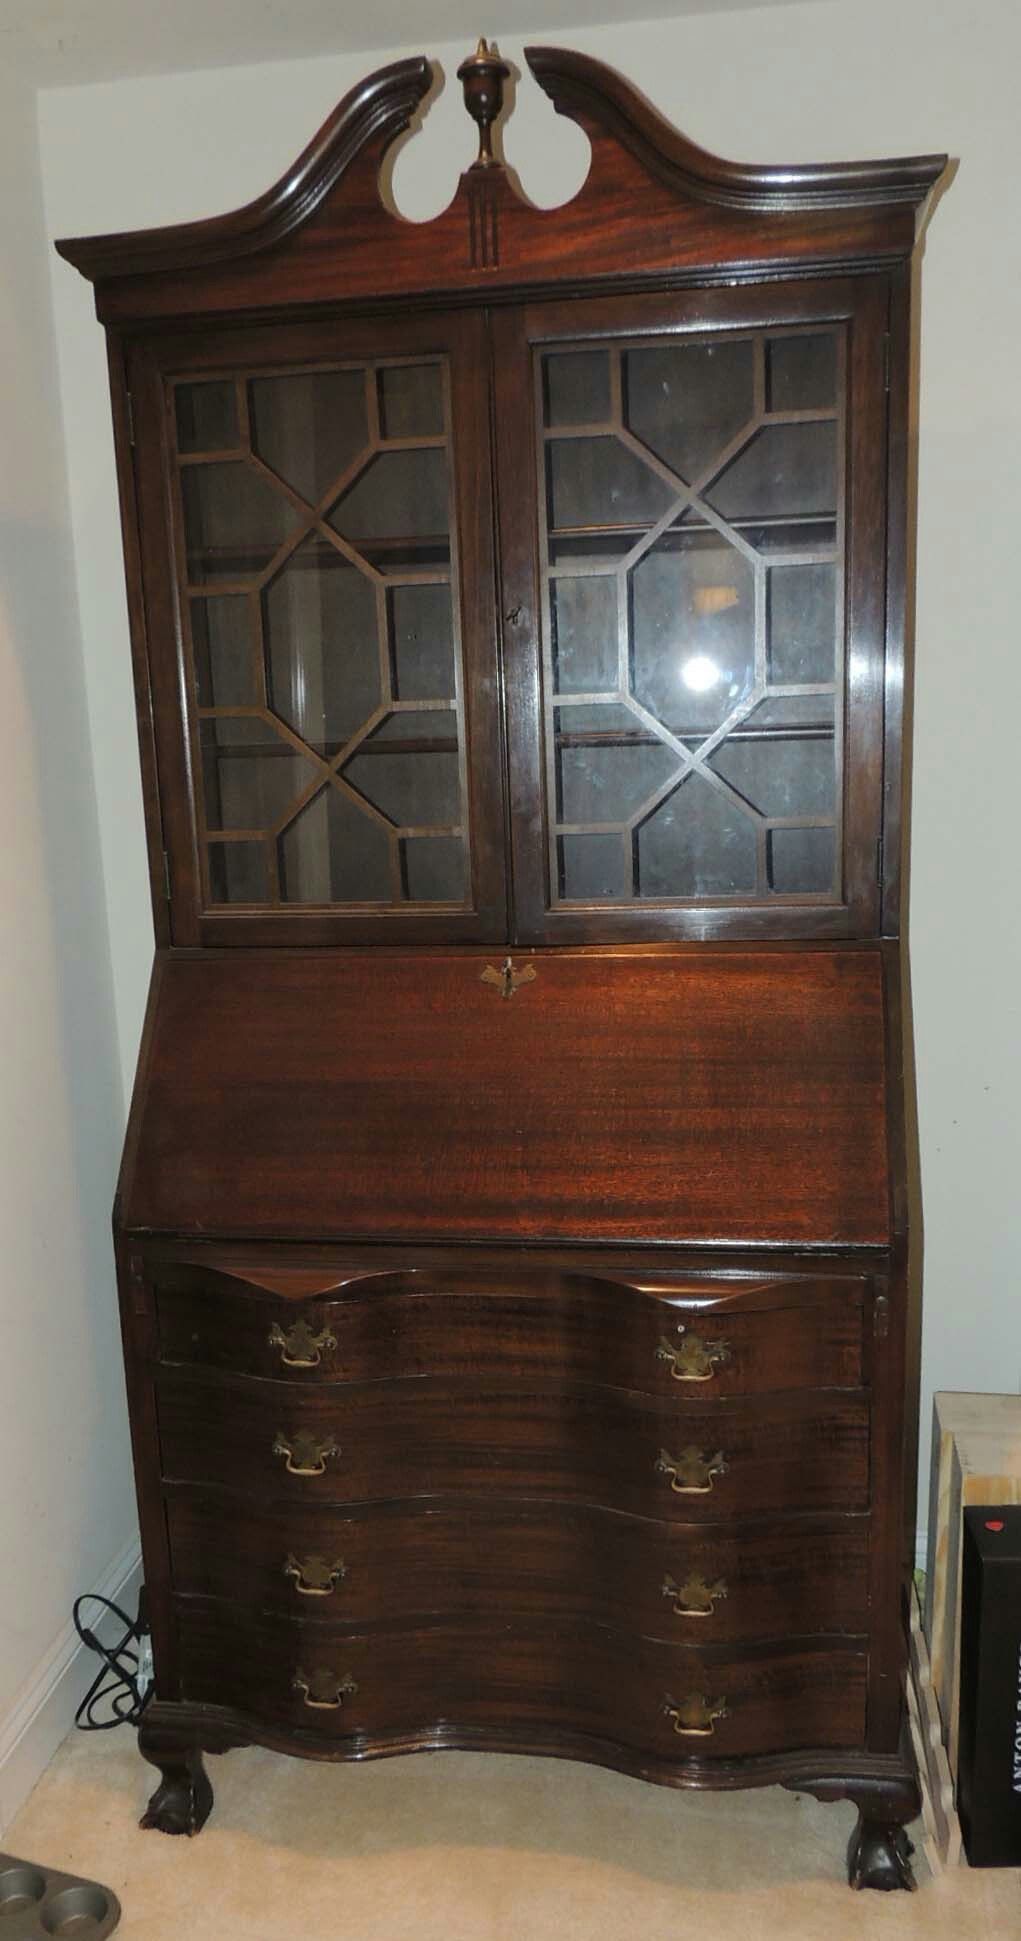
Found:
152,1268 -> 866,1396
155,1373 -> 870,1520
174,1609 -> 869,1759
166,1495 -> 870,1642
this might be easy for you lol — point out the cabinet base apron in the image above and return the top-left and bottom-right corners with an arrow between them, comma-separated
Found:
137,1700 -> 919,1888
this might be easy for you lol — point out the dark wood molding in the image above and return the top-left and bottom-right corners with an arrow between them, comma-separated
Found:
54,47 -> 948,327
525,47 -> 947,215
55,55 -> 434,282
138,1694 -> 917,1800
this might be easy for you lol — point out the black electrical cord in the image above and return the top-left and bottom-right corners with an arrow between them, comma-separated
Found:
72,1591 -> 152,1730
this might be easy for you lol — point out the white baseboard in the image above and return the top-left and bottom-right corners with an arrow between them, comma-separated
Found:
0,1534 -> 142,1836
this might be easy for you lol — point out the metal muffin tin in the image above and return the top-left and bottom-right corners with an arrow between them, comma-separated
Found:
0,1853 -> 120,1939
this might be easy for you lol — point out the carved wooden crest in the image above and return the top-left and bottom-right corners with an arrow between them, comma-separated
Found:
56,44 -> 946,324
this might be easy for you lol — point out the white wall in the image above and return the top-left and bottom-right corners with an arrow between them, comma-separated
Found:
36,0 -> 1021,1553
0,69 -> 138,1830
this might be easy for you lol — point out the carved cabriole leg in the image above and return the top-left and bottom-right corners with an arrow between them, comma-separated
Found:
847,1814 -> 915,1891
783,1741 -> 920,1892
138,1719 -> 214,1836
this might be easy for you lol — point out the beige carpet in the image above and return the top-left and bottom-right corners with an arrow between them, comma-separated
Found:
6,1728 -> 1019,1939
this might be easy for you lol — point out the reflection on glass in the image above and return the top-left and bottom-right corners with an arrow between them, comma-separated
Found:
278,786 -> 391,904
707,423 -> 837,524
551,576 -> 618,693
768,825 -> 835,894
626,340 -> 755,482
637,773 -> 758,898
176,382 -> 238,453
558,830 -> 630,901
402,834 -> 465,902
538,324 -> 843,903
630,531 -> 756,735
768,564 -> 836,685
330,450 -> 449,566
681,655 -> 723,694
200,717 -> 316,832
207,840 -> 268,905
262,538 -> 380,755
389,583 -> 456,700
250,370 -> 368,504
177,356 -> 469,909
767,334 -> 837,411
182,463 -> 297,583
555,703 -> 676,827
344,711 -> 460,829
192,597 -> 257,709
544,350 -> 612,427
709,729 -> 835,821
377,363 -> 444,439
547,437 -> 675,532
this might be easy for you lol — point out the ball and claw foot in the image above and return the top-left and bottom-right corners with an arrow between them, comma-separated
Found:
139,1747 -> 214,1836
847,1813 -> 916,1891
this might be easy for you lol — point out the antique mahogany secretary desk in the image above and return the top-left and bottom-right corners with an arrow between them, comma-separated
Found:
57,42 -> 946,1891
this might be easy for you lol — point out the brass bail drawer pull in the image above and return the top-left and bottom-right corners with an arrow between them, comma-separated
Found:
273,1430 -> 340,1476
662,1571 -> 728,1618
655,1327 -> 731,1383
293,1668 -> 358,1711
663,1692 -> 729,1738
656,1446 -> 727,1494
269,1318 -> 337,1368
284,1553 -> 347,1597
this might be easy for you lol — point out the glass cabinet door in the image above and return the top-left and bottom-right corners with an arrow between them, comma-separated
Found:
494,279 -> 889,942
132,311 -> 506,945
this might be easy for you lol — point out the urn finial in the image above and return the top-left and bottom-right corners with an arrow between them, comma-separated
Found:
458,36 -> 511,166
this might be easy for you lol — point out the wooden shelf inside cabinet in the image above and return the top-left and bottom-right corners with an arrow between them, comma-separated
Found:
58,35 -> 945,1888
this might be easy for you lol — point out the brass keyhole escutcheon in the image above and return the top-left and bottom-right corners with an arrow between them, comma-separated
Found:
284,1553 -> 347,1597
269,1317 -> 337,1368
480,956 -> 537,999
293,1667 -> 358,1711
273,1430 -> 340,1477
655,1328 -> 731,1383
663,1692 -> 729,1738
656,1446 -> 727,1495
662,1571 -> 729,1619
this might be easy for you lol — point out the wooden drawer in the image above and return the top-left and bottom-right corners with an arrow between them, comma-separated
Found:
152,1264 -> 865,1397
155,1373 -> 870,1520
167,1492 -> 870,1642
174,1607 -> 868,1758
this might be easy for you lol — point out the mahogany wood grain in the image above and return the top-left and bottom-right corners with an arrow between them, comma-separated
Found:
56,51 -> 944,328
136,1235 -> 886,1282
120,945 -> 889,1246
166,1492 -> 870,1643
67,39 -> 940,1870
881,267 -> 913,941
140,1693 -> 917,1801
154,1371 -> 870,1521
152,1266 -> 864,1395
174,1610 -> 868,1759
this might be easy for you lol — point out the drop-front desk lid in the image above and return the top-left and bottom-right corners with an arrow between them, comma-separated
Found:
118,946 -> 892,1247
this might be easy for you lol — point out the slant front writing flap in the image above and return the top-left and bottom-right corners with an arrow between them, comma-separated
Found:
119,947 -> 889,1246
